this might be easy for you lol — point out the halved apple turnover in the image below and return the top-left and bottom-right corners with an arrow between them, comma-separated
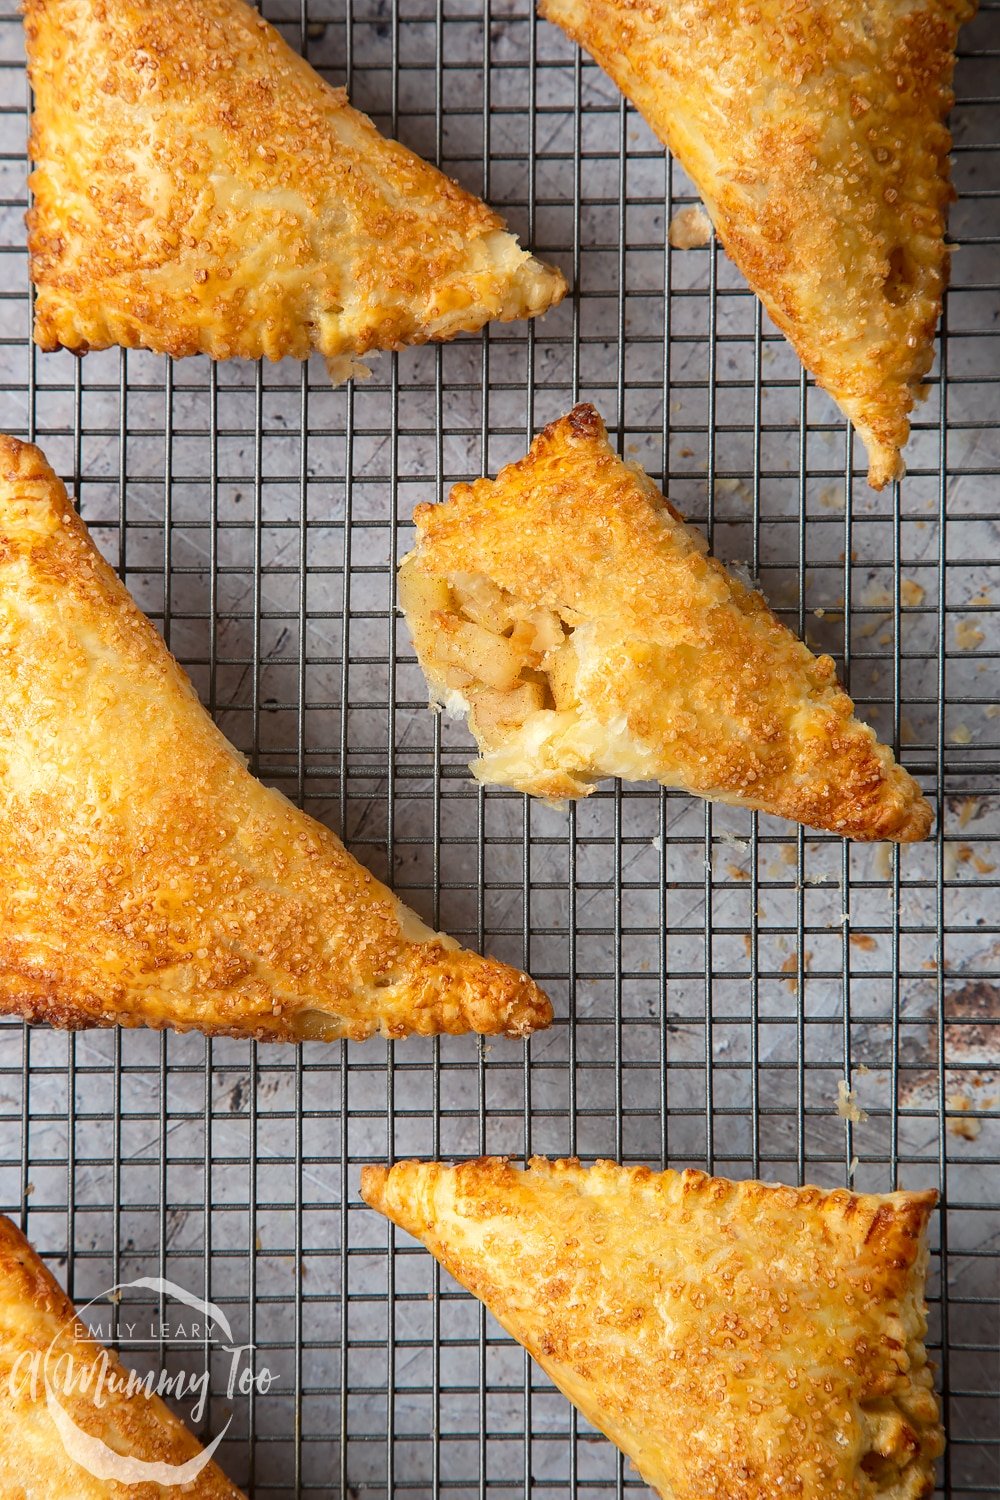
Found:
400,405 -> 932,840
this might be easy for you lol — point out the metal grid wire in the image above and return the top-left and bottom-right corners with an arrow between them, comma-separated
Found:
0,0 -> 998,1495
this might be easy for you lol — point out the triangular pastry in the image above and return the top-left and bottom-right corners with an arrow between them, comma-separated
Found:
0,1214 -> 244,1496
399,404 -> 932,840
540,0 -> 975,488
362,1156 -> 944,1500
25,0 -> 566,368
0,436 -> 551,1042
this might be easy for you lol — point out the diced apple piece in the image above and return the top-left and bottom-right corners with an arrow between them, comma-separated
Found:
438,617 -> 528,691
399,559 -> 453,621
509,618 -> 539,661
469,681 -> 547,747
509,608 -> 565,660
545,637 -> 580,710
451,572 -> 515,635
529,608 -> 565,654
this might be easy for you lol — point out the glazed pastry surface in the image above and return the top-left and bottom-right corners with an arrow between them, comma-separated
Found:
0,1214 -> 244,1497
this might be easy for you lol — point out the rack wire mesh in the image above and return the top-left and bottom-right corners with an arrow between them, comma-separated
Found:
0,0 -> 998,1495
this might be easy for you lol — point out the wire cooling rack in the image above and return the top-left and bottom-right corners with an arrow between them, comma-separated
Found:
0,1 -> 998,1496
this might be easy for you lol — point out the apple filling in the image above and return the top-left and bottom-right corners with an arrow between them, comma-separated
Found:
398,560 -> 581,749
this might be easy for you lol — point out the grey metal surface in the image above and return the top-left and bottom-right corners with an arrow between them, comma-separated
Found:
0,0 -> 997,1495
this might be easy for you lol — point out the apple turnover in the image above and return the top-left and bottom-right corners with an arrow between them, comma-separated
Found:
400,405 -> 932,840
0,436 -> 551,1042
363,1156 -> 944,1500
25,0 -> 565,369
0,1214 -> 244,1496
540,0 -> 976,488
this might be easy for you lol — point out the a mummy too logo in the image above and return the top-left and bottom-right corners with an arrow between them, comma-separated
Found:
8,1276 -> 275,1485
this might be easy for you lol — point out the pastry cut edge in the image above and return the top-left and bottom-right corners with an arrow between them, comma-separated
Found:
400,404 -> 932,841
0,435 -> 551,1044
538,0 -> 975,488
25,0 -> 565,367
362,1156 -> 944,1500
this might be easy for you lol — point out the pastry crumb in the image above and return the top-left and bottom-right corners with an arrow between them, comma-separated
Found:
325,353 -> 373,385
955,619 -> 984,651
714,476 -> 752,506
781,949 -> 811,992
943,842 -> 995,879
836,1080 -> 868,1124
857,612 -> 889,641
668,204 -> 712,248
946,1093 -> 981,1141
957,797 -> 979,829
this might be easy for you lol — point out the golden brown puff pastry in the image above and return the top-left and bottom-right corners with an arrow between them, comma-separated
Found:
362,1157 -> 944,1500
0,436 -> 551,1043
25,0 -> 566,369
0,1214 -> 244,1497
539,0 -> 975,489
399,404 -> 931,841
